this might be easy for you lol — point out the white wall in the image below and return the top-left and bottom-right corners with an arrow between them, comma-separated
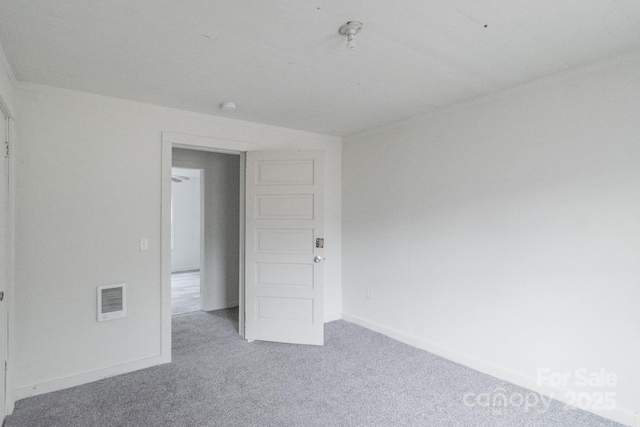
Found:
342,52 -> 640,425
173,149 -> 240,310
13,83 -> 342,397
170,167 -> 201,272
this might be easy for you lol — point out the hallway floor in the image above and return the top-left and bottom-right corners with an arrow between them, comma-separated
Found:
171,270 -> 200,315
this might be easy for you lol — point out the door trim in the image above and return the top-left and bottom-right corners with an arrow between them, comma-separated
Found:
1,109 -> 15,415
161,133 -> 249,363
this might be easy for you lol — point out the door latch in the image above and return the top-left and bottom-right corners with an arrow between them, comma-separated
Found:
0,292 -> 4,301
315,238 -> 324,248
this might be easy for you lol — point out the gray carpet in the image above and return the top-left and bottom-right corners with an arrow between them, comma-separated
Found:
6,309 -> 623,427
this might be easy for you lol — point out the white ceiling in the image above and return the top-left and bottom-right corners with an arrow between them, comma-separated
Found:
1,1 -> 639,136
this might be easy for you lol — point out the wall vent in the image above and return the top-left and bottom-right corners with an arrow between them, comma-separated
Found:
97,283 -> 126,321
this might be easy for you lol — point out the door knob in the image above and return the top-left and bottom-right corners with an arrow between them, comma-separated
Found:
314,256 -> 323,263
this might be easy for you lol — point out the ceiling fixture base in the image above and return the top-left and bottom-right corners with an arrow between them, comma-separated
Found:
339,21 -> 363,50
220,101 -> 236,112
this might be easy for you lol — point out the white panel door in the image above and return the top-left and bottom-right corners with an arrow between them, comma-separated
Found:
0,113 -> 8,417
245,150 -> 324,345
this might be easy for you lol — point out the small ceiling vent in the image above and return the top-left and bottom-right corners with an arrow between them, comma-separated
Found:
97,283 -> 126,321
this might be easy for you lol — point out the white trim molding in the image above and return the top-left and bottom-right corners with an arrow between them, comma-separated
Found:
14,356 -> 163,401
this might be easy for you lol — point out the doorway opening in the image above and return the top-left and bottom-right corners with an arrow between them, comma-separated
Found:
162,134 -> 327,359
171,167 -> 202,315
170,148 -> 242,323
161,134 -> 250,361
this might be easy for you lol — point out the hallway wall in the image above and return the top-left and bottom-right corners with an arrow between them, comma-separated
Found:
170,167 -> 201,272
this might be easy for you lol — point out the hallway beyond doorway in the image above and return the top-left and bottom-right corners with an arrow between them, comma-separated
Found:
171,270 -> 200,315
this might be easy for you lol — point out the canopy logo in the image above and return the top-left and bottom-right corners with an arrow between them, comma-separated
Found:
463,387 -> 552,416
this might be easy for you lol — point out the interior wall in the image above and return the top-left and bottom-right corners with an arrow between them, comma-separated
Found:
13,82 -> 342,397
342,53 -> 640,425
173,149 -> 240,310
170,168 -> 201,272
0,45 -> 15,115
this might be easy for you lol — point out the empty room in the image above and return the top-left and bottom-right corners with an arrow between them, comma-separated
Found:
0,1 -> 638,426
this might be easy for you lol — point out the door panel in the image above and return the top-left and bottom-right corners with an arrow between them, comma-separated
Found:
245,150 -> 324,345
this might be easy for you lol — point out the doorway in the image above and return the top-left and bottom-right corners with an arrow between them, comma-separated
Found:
161,136 -> 248,361
161,134 -> 327,359
170,148 -> 241,318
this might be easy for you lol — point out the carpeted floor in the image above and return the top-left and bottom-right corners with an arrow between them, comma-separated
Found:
6,309 -> 623,426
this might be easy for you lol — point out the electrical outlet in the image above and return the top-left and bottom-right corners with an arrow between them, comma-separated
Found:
366,287 -> 374,299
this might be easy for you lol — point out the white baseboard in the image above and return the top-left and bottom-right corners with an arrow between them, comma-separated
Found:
170,267 -> 200,273
323,312 -> 342,323
13,355 -> 165,402
201,301 -> 239,311
341,312 -> 638,427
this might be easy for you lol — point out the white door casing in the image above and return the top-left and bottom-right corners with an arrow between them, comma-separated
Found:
245,150 -> 324,345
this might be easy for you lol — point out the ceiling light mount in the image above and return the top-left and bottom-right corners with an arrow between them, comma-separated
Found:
339,21 -> 363,50
220,101 -> 236,113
